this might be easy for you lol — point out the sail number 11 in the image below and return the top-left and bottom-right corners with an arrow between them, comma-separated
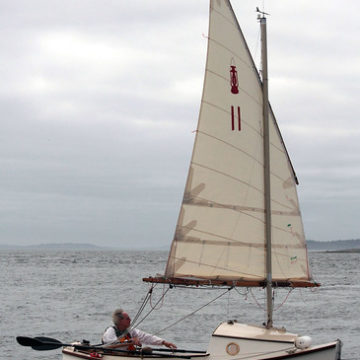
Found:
231,105 -> 241,131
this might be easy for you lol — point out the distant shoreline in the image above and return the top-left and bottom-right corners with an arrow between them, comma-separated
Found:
0,243 -> 168,251
323,248 -> 360,254
1,239 -> 359,252
307,239 -> 360,252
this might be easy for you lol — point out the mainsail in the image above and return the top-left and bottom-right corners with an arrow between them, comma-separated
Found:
145,0 -> 315,287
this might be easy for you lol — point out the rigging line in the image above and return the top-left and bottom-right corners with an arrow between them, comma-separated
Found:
249,288 -> 266,310
298,287 -> 307,304
310,285 -> 319,293
132,284 -> 154,325
227,288 -> 231,319
132,286 -> 169,329
150,284 -> 166,310
133,284 -> 157,324
131,287 -> 170,330
254,26 -> 261,73
132,295 -> 149,325
154,288 -> 233,335
273,288 -> 294,311
234,286 -> 249,298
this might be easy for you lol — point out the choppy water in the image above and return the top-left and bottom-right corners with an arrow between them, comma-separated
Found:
1,250 -> 358,359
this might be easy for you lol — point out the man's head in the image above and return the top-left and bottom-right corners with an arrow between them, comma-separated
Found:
112,309 -> 131,331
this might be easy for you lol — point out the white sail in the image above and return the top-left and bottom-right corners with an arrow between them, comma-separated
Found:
60,3 -> 342,360
163,0 -> 311,285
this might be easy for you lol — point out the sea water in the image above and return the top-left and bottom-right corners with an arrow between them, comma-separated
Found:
1,250 -> 358,359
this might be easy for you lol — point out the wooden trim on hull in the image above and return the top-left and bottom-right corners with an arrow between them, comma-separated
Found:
142,277 -> 320,288
63,349 -> 101,359
212,334 -> 294,344
62,348 -> 209,359
256,342 -> 339,359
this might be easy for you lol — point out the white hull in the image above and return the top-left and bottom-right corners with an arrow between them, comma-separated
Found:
62,350 -> 206,360
62,344 -> 340,360
62,322 -> 341,360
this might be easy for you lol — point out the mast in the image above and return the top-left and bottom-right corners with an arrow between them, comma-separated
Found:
259,11 -> 273,329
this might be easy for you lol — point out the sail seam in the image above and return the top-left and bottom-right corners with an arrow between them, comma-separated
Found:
191,160 -> 263,197
183,194 -> 300,217
190,159 -> 300,212
171,255 -> 264,279
209,7 -> 258,76
270,139 -> 287,158
184,198 -> 265,214
176,234 -> 263,247
177,232 -> 305,250
201,100 -> 262,137
200,102 -> 288,169
208,36 -> 252,73
192,130 -> 297,211
177,205 -> 303,247
194,130 -> 263,169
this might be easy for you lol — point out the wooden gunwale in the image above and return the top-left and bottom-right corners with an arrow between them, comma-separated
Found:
143,277 -> 320,288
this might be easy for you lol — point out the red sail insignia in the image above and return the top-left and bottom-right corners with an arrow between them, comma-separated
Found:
230,65 -> 239,94
231,106 -> 235,130
231,106 -> 241,131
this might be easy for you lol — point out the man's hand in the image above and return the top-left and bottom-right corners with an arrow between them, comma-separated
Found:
131,337 -> 142,347
162,340 -> 177,349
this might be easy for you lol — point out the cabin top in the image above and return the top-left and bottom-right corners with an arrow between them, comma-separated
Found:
212,322 -> 297,343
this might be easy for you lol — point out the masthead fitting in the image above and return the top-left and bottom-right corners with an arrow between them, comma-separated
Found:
256,7 -> 270,18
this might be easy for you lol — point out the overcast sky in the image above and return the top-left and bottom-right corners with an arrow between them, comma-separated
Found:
1,0 -> 359,248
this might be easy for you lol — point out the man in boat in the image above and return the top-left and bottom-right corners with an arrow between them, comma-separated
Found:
102,308 -> 177,350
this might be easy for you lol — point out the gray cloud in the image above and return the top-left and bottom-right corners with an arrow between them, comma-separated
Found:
1,0 -> 359,247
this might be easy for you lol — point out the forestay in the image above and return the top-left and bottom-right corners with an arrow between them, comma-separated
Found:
145,0 -> 314,287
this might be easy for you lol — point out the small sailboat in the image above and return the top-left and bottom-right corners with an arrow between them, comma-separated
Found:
17,1 -> 342,359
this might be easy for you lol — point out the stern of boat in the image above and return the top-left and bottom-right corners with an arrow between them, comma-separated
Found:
206,321 -> 342,359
